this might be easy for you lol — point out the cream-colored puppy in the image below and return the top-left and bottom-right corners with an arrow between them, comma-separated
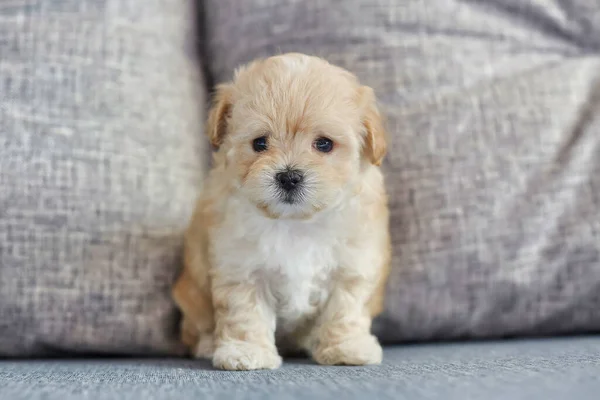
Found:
172,53 -> 390,370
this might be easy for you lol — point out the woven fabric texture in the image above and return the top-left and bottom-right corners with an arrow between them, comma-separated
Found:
1,0 -> 599,356
203,0 -> 600,341
0,0 -> 205,355
1,338 -> 600,399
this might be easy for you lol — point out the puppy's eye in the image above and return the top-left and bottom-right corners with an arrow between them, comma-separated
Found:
313,137 -> 334,153
252,136 -> 268,152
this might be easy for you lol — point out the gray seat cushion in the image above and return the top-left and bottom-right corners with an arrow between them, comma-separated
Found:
0,0 -> 205,355
1,337 -> 599,399
203,0 -> 600,342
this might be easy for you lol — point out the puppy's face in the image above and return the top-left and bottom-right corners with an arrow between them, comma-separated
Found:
208,54 -> 386,219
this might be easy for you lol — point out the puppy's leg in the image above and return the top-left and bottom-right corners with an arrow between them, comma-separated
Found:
211,278 -> 281,370
309,276 -> 383,366
179,316 -> 214,358
172,266 -> 215,359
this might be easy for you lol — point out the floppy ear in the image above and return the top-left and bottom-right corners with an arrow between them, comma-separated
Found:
206,84 -> 233,149
358,86 -> 387,166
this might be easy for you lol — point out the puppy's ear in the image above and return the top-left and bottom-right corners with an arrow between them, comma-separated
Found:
206,83 -> 233,149
358,86 -> 387,166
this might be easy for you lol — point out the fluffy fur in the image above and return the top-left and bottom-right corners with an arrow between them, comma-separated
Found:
172,53 -> 391,370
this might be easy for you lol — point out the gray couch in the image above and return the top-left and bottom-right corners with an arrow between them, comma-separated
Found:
1,0 -> 599,398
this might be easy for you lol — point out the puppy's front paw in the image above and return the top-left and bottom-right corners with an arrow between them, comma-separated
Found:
313,334 -> 383,366
213,341 -> 282,371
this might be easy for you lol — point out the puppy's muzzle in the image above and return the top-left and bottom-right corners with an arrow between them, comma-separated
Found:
275,168 -> 304,193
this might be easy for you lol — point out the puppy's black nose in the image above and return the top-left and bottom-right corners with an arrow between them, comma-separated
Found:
276,169 -> 304,192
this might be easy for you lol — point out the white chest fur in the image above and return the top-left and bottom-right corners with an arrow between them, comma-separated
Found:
211,197 -> 355,334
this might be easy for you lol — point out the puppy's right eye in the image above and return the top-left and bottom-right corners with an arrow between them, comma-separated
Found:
252,136 -> 268,152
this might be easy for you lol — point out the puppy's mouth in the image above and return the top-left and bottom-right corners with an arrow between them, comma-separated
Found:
257,183 -> 325,220
279,190 -> 302,205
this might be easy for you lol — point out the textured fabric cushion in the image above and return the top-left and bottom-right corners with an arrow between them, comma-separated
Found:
203,0 -> 600,341
0,1 -> 205,355
1,337 -> 599,399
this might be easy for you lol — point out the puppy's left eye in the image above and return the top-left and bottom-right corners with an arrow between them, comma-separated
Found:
313,137 -> 334,153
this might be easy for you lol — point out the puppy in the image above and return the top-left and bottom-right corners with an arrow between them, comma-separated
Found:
172,53 -> 390,370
